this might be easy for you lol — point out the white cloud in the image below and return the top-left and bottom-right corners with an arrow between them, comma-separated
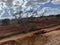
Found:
0,0 -> 50,8
0,0 -> 60,19
0,0 -> 13,7
26,0 -> 49,8
38,7 -> 60,16
0,0 -> 50,11
0,2 -> 7,8
13,0 -> 23,6
52,0 -> 60,4
0,2 -> 7,15
43,7 -> 60,15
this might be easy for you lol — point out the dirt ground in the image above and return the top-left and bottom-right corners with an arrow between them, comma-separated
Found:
0,25 -> 60,45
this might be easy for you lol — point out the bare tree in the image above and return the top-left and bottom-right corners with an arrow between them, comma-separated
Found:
41,11 -> 46,17
11,0 -> 30,33
13,10 -> 31,33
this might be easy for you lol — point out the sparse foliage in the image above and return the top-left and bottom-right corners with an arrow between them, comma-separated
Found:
30,23 -> 37,30
2,19 -> 10,25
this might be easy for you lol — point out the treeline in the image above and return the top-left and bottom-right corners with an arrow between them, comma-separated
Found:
1,14 -> 60,26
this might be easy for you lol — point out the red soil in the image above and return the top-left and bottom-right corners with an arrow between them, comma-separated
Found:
36,18 -> 60,27
0,18 -> 60,36
0,25 -> 22,36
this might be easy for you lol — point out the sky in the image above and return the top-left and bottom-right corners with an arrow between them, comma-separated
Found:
0,0 -> 60,19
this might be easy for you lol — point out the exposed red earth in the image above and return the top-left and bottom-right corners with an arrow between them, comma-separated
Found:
0,24 -> 60,45
0,17 -> 60,45
0,18 -> 60,37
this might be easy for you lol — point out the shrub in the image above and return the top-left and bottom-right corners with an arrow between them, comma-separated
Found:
2,19 -> 10,25
58,20 -> 60,24
30,23 -> 37,30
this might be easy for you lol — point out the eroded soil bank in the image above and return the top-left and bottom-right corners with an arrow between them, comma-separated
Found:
0,25 -> 60,45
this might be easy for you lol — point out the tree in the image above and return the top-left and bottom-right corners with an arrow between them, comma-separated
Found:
13,10 -> 28,33
2,19 -> 10,25
56,14 -> 60,17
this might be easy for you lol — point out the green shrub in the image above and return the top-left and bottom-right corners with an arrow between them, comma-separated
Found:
30,23 -> 37,30
58,20 -> 60,24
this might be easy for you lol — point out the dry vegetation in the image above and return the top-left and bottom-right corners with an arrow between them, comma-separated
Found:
0,16 -> 60,45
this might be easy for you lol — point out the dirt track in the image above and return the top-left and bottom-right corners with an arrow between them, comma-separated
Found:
0,25 -> 60,45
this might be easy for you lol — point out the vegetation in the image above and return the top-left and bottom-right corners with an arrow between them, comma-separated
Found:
56,14 -> 60,17
2,19 -> 10,25
58,20 -> 60,24
30,23 -> 37,30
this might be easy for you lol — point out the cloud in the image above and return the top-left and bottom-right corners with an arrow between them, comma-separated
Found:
42,7 -> 60,15
0,0 -> 50,10
13,0 -> 23,6
0,0 -> 7,2
26,0 -> 49,8
37,7 -> 60,16
51,0 -> 60,4
0,0 -> 60,19
0,8 -> 15,19
5,0 -> 14,7
0,1 -> 7,8
0,0 -> 50,8
0,0 -> 14,7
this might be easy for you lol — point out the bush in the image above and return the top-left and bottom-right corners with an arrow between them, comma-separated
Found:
56,14 -> 60,17
2,19 -> 10,25
30,23 -> 37,30
58,20 -> 60,24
